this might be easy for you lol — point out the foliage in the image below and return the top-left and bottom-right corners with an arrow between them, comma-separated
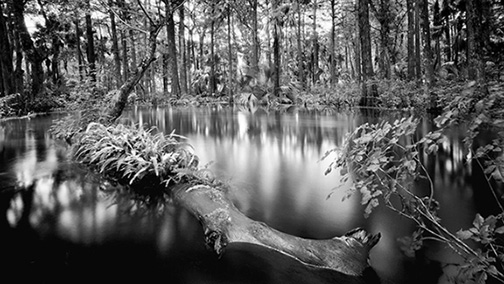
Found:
71,122 -> 219,202
0,94 -> 23,118
324,100 -> 504,283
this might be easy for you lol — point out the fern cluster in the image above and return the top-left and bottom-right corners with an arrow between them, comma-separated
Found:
72,122 -> 213,197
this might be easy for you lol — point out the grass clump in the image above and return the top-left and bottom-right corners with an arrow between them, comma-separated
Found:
73,122 -> 213,199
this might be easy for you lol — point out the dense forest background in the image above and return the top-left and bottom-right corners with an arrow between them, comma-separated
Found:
0,0 -> 503,116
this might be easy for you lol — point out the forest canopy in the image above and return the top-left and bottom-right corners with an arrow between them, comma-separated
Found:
0,0 -> 503,116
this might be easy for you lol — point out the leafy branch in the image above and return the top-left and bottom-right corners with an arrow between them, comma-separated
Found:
324,113 -> 504,283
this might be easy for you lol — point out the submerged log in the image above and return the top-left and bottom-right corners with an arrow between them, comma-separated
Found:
172,183 -> 380,277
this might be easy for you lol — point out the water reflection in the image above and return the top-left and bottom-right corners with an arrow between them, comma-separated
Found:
0,107 -> 494,283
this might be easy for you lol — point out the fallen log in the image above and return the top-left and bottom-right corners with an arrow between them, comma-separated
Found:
172,183 -> 380,277
57,122 -> 380,278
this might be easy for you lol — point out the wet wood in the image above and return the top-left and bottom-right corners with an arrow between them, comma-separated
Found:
172,183 -> 380,277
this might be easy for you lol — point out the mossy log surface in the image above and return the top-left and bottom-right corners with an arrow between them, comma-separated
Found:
172,183 -> 380,277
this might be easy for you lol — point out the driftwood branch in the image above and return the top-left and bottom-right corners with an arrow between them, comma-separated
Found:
172,183 -> 380,277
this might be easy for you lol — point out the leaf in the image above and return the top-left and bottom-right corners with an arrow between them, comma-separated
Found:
456,229 -> 473,240
494,226 -> 504,234
473,214 -> 485,229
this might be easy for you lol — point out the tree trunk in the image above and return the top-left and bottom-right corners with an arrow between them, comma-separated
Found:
107,24 -> 162,122
0,3 -> 15,97
227,7 -> 233,102
209,3 -> 216,96
11,0 -> 44,102
357,0 -> 376,106
466,0 -> 485,82
376,0 -> 391,79
272,0 -> 281,97
179,5 -> 188,95
162,53 -> 168,93
312,0 -> 318,84
297,2 -> 305,89
330,0 -> 336,87
251,0 -> 260,75
85,1 -> 97,82
406,0 -> 415,80
420,0 -> 434,87
433,0 -> 442,70
109,1 -> 122,88
166,3 -> 180,97
442,0 -> 451,62
172,183 -> 380,277
74,20 -> 84,81
414,0 -> 421,81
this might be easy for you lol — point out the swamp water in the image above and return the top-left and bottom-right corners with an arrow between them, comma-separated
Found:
0,106 -> 495,283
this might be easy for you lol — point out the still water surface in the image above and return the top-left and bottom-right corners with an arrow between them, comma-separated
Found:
0,106 -> 490,283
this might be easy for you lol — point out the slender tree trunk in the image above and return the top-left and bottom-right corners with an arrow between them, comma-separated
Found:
166,3 -> 180,97
420,0 -> 434,87
0,4 -> 15,96
85,1 -> 97,82
109,2 -> 122,88
414,0 -> 421,81
466,0 -> 485,82
442,0 -> 451,62
75,20 -> 84,81
209,3 -> 216,95
179,5 -> 187,95
358,0 -> 376,106
272,0 -> 281,97
312,0 -> 318,84
108,24 -> 163,122
11,0 -> 44,102
433,0 -> 442,70
354,34 -> 361,82
227,7 -> 233,102
251,0 -> 260,75
121,30 -> 129,83
11,22 -> 24,95
297,2 -> 305,89
406,0 -> 415,79
330,0 -> 336,87
377,0 -> 391,79
162,53 -> 168,93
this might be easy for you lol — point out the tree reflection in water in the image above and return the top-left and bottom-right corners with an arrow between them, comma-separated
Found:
0,107 -> 496,283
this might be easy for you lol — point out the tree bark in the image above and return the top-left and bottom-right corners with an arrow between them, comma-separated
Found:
330,0 -> 336,87
166,3 -> 180,98
109,1 -> 122,88
11,0 -> 44,102
420,0 -> 434,87
250,0 -> 260,76
312,0 -> 319,84
406,0 -> 415,80
272,0 -> 281,97
227,6 -> 233,102
75,20 -> 84,82
85,0 -> 97,82
179,5 -> 188,95
0,3 -> 15,97
466,0 -> 485,82
414,0 -> 421,81
107,24 -> 162,122
357,0 -> 376,106
172,183 -> 380,277
297,2 -> 305,89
